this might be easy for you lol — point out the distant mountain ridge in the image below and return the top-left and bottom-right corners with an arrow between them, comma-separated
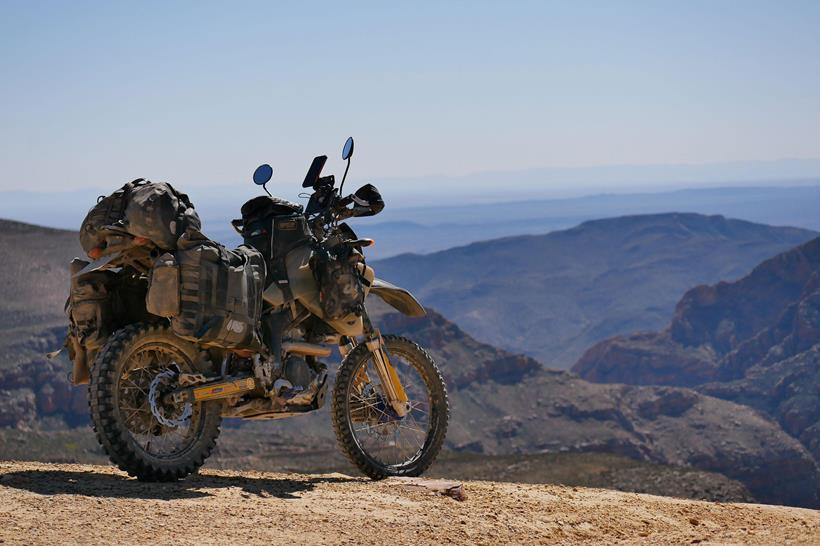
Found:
374,213 -> 817,367
3,184 -> 820,258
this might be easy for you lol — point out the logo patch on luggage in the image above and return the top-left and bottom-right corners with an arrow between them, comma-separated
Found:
226,319 -> 246,334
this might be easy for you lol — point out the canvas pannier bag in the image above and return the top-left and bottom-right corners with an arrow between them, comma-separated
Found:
79,179 -> 201,255
67,259 -> 115,350
171,243 -> 266,350
64,258 -> 115,385
312,246 -> 366,320
65,259 -> 154,385
146,253 -> 180,317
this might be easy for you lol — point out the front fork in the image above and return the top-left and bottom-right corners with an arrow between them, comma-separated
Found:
340,330 -> 410,418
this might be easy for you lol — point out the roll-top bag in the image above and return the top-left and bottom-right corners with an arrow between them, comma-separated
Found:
79,179 -> 202,255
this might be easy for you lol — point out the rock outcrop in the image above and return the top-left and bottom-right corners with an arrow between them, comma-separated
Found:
573,237 -> 820,476
700,347 -> 820,461
0,357 -> 87,428
446,368 -> 819,507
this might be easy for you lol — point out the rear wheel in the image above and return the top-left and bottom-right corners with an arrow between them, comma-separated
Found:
88,322 -> 222,481
332,335 -> 448,479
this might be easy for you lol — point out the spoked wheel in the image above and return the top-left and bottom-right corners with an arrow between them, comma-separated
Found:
332,335 -> 449,479
89,322 -> 222,481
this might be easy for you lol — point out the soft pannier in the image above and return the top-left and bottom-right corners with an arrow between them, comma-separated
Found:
79,179 -> 201,255
65,259 -> 154,385
67,259 -> 115,350
171,243 -> 266,350
312,246 -> 366,320
146,253 -> 180,317
65,258 -> 115,385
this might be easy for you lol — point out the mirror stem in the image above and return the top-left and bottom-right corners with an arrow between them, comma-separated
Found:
262,182 -> 272,197
339,158 -> 351,196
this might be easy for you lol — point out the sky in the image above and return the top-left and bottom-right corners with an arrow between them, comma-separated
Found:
1,1 -> 819,198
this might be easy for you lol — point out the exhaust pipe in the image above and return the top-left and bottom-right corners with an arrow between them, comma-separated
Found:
282,341 -> 332,358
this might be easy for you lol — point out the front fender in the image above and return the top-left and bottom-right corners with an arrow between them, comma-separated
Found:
368,278 -> 426,317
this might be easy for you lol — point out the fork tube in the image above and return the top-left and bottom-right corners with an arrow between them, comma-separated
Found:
366,332 -> 409,417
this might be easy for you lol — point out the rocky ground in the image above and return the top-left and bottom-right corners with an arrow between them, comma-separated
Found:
0,462 -> 817,545
0,428 -> 755,504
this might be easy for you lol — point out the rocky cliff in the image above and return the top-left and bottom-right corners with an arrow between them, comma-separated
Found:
573,237 -> 820,467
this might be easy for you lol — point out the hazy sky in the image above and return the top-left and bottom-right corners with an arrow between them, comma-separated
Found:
1,1 -> 819,194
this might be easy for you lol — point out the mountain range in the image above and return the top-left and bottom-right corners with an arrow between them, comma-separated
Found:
374,213 -> 816,367
0,220 -> 81,371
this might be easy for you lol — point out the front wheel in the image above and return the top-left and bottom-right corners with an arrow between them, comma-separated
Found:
331,335 -> 449,479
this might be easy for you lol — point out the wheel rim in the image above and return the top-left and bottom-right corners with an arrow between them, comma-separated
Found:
116,342 -> 204,459
345,346 -> 433,469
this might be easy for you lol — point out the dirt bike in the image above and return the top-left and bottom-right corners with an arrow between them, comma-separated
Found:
78,137 -> 449,481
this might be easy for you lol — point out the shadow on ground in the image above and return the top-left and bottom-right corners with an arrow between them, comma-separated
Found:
0,469 -> 357,500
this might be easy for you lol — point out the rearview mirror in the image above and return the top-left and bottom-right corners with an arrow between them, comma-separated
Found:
342,137 -> 354,161
253,164 -> 273,185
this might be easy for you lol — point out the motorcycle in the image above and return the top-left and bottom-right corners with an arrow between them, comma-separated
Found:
81,137 -> 449,481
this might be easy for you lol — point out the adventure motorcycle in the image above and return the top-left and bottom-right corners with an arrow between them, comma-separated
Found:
70,137 -> 448,481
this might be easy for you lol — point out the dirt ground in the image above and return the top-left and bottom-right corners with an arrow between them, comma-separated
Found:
0,461 -> 817,545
